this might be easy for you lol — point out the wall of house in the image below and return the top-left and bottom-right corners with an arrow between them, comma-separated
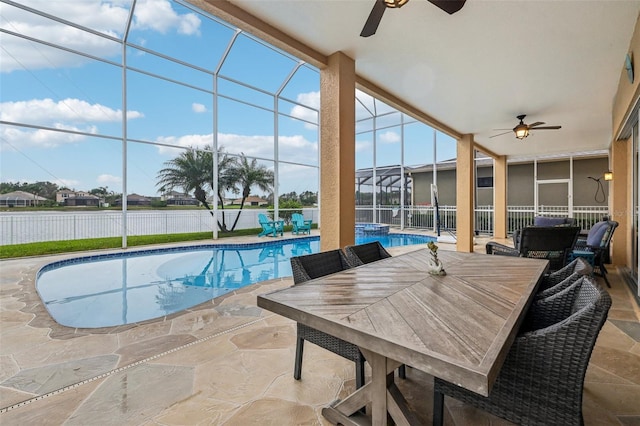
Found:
410,157 -> 609,207
411,169 -> 457,205
612,14 -> 640,136
507,163 -> 535,205
611,13 -> 640,278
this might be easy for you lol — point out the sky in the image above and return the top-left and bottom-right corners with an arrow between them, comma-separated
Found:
0,0 -> 455,199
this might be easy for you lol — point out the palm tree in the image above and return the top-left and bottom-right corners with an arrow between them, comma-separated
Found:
157,147 -> 237,231
229,154 -> 274,231
216,151 -> 239,231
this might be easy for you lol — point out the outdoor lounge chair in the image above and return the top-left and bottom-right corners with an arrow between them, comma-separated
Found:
571,220 -> 618,288
257,213 -> 284,237
291,212 -> 312,235
486,226 -> 581,273
512,216 -> 576,249
289,250 -> 366,388
433,276 -> 611,426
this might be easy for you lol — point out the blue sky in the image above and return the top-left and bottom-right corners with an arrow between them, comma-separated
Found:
1,0 -> 455,199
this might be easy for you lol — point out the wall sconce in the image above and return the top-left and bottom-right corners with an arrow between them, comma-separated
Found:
604,171 -> 613,181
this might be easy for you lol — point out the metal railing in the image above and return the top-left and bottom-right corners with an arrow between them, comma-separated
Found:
356,205 -> 610,235
1,205 -> 609,246
0,208 -> 319,245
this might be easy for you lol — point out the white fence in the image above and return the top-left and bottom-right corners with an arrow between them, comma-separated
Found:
0,208 -> 319,245
1,205 -> 609,246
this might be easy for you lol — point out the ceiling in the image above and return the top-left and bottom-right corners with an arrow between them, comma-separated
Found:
223,0 -> 639,160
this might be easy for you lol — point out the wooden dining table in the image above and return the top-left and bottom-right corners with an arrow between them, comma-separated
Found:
257,248 -> 548,426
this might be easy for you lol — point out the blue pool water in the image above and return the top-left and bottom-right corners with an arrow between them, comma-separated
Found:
36,234 -> 434,328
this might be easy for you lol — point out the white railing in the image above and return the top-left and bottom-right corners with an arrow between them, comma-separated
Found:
0,208 -> 319,245
356,205 -> 611,235
1,205 -> 609,246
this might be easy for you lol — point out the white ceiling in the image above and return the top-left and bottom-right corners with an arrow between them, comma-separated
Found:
228,0 -> 639,159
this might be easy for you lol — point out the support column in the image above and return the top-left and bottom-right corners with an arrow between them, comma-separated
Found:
320,52 -> 356,251
610,139 -> 630,266
456,134 -> 475,252
494,155 -> 507,239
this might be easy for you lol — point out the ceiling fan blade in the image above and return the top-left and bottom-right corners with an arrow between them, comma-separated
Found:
532,126 -> 562,130
427,0 -> 466,15
528,121 -> 545,128
360,0 -> 387,37
489,130 -> 513,138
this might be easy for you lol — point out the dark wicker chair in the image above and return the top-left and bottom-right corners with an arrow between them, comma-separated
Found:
289,250 -> 366,388
572,220 -> 618,287
343,241 -> 391,266
512,216 -> 576,249
486,226 -> 581,273
537,257 -> 593,298
433,277 -> 611,426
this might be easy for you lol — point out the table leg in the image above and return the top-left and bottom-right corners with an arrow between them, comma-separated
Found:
322,348 -> 419,426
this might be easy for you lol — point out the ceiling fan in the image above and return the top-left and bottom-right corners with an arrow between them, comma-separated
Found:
490,115 -> 562,140
360,0 -> 466,37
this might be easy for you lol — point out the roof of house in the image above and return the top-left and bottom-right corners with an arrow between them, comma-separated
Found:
0,191 -> 48,201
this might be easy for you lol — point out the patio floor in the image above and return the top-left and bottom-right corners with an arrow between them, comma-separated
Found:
1,231 -> 639,425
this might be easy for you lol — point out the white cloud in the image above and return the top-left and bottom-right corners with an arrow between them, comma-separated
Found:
192,103 -> 207,113
296,91 -> 320,109
290,91 -> 319,129
0,98 -> 144,150
0,124 -> 91,151
1,0 -> 201,72
154,132 -> 317,165
356,140 -> 372,152
379,130 -> 400,144
1,98 -> 143,124
97,174 -> 122,185
133,0 -> 201,35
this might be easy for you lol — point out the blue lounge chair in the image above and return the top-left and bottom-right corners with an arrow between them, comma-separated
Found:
258,213 -> 284,237
291,213 -> 312,235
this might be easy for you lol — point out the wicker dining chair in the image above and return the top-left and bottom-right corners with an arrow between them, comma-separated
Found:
536,257 -> 593,299
433,276 -> 611,426
289,250 -> 366,388
343,241 -> 391,266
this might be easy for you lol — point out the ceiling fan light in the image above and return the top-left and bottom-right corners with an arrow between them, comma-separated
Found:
384,0 -> 409,8
514,125 -> 529,139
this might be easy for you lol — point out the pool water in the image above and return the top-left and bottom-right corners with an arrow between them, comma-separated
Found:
36,234 -> 434,328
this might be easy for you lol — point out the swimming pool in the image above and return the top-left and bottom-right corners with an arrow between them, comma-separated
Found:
36,234 -> 434,328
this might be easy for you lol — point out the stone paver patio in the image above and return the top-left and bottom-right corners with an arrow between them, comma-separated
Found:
1,232 -> 639,425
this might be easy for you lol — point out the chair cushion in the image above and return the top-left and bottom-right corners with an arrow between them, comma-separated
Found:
586,221 -> 608,247
533,216 -> 570,227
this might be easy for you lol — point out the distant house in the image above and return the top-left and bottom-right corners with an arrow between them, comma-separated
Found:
56,190 -> 103,207
65,194 -> 101,207
161,191 -> 199,206
230,196 -> 268,207
0,191 -> 48,207
114,193 -> 152,206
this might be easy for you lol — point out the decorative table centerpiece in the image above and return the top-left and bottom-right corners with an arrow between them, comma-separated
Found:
427,241 -> 446,275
